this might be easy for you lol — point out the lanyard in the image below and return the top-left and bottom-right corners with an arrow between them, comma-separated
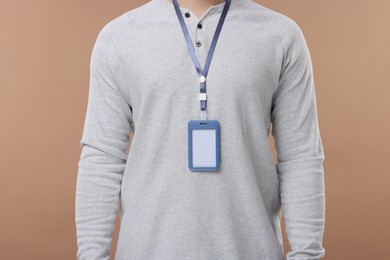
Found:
172,0 -> 231,120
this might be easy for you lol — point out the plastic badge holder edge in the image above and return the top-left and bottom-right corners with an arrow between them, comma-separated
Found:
188,119 -> 221,172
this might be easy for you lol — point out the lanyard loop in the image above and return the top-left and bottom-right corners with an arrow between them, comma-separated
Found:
172,0 -> 231,120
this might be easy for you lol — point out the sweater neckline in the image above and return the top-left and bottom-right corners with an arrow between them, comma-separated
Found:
155,0 -> 247,16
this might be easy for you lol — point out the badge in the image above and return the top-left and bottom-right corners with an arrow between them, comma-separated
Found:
188,119 -> 221,171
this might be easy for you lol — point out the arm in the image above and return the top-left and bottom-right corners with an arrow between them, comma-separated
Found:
75,20 -> 133,260
271,21 -> 326,259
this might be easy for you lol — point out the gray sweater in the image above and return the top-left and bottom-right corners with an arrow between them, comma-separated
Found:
75,0 -> 326,259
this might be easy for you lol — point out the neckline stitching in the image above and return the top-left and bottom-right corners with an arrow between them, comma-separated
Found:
157,0 -> 245,14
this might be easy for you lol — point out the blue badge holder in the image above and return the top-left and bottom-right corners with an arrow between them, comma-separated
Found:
188,120 -> 221,172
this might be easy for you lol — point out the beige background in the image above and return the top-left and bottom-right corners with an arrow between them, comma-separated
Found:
1,0 -> 389,259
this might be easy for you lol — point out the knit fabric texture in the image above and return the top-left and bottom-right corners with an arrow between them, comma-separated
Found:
75,0 -> 326,259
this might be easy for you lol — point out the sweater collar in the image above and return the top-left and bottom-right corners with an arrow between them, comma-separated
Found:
155,0 -> 247,16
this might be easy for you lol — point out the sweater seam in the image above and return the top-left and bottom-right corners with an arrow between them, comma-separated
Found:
107,14 -> 135,110
261,11 -> 288,104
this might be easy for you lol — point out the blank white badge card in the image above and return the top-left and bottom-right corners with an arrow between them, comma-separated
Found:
188,120 -> 220,171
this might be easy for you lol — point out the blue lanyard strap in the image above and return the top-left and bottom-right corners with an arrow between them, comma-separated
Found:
172,0 -> 231,119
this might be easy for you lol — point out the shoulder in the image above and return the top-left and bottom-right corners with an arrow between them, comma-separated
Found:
94,1 -> 155,49
244,0 -> 307,48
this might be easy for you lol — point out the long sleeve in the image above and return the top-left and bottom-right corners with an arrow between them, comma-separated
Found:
75,20 -> 133,260
271,21 -> 326,259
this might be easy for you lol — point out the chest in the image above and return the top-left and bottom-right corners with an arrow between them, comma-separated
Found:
113,17 -> 283,116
